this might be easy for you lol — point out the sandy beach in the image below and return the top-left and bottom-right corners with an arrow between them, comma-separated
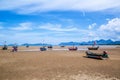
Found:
0,46 -> 120,80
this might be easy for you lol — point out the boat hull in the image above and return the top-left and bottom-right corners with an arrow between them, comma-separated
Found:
40,47 -> 47,51
86,51 -> 108,60
68,47 -> 78,51
88,46 -> 99,50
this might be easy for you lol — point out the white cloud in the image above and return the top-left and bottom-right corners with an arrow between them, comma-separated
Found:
89,18 -> 120,41
88,23 -> 97,30
99,18 -> 120,32
82,18 -> 120,41
1,18 -> 120,44
11,22 -> 33,31
39,23 -> 78,32
0,0 -> 120,14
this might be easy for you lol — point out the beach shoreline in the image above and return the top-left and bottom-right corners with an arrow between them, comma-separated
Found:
0,46 -> 120,80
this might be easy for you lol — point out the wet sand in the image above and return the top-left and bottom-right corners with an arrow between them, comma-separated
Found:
0,46 -> 120,80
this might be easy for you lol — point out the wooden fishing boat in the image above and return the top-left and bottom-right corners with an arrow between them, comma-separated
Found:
86,51 -> 109,60
47,46 -> 53,49
60,46 -> 65,47
2,45 -> 7,50
2,41 -> 8,50
12,46 -> 18,52
40,47 -> 47,51
68,47 -> 78,51
88,41 -> 99,50
88,46 -> 99,50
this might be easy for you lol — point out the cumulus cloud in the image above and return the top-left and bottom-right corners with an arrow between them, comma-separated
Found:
97,18 -> 120,40
88,23 -> 97,30
82,18 -> 120,41
1,18 -> 120,44
0,0 -> 120,14
10,22 -> 33,31
39,23 -> 78,32
99,18 -> 120,32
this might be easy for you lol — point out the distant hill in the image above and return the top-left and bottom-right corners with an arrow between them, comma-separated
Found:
21,43 -> 52,46
59,42 -> 80,46
1,39 -> 120,46
59,39 -> 120,46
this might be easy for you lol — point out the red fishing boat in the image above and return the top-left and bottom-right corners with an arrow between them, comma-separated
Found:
68,47 -> 78,51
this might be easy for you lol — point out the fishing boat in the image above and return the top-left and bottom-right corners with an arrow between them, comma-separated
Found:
26,44 -> 29,48
2,41 -> 8,50
12,46 -> 18,52
88,46 -> 99,50
40,47 -> 47,51
68,46 -> 78,51
86,51 -> 109,60
60,45 -> 65,47
2,45 -> 7,50
47,45 -> 53,49
12,43 -> 18,52
88,41 -> 99,50
40,40 -> 47,51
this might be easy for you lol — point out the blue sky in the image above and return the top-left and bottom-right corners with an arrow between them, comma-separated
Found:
0,0 -> 120,45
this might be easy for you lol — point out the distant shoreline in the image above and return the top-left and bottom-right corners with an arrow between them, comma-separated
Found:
0,44 -> 120,47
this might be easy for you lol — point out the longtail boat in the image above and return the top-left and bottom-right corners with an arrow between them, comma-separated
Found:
88,41 -> 99,50
86,51 -> 109,60
40,47 -> 47,51
68,47 -> 78,51
88,46 -> 99,50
